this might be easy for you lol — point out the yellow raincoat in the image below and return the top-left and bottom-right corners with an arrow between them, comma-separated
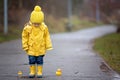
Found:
22,22 -> 53,56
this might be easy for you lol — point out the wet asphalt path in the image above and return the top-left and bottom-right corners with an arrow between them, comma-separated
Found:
0,25 -> 120,80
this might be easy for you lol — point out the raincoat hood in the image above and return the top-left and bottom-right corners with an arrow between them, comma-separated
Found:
30,5 -> 44,24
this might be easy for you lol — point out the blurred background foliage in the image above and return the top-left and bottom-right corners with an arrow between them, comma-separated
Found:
0,0 -> 120,40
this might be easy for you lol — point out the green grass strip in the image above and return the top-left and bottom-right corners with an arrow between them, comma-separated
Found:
93,33 -> 120,73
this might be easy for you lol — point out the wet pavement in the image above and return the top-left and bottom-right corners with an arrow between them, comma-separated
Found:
0,25 -> 120,80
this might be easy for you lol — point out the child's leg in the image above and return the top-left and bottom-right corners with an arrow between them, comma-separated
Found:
36,55 -> 44,78
28,55 -> 36,78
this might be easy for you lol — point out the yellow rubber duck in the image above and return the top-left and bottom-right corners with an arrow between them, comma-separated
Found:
18,71 -> 23,77
56,69 -> 62,76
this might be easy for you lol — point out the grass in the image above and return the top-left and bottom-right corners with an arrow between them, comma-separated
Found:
70,16 -> 104,31
46,15 -> 104,33
0,25 -> 22,43
93,33 -> 120,73
45,15 -> 66,33
0,15 -> 104,42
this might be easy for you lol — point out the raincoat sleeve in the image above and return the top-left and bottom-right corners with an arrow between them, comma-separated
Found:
22,26 -> 29,51
44,27 -> 53,50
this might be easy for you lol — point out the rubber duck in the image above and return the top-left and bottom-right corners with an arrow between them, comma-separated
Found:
56,69 -> 62,76
18,71 -> 22,77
